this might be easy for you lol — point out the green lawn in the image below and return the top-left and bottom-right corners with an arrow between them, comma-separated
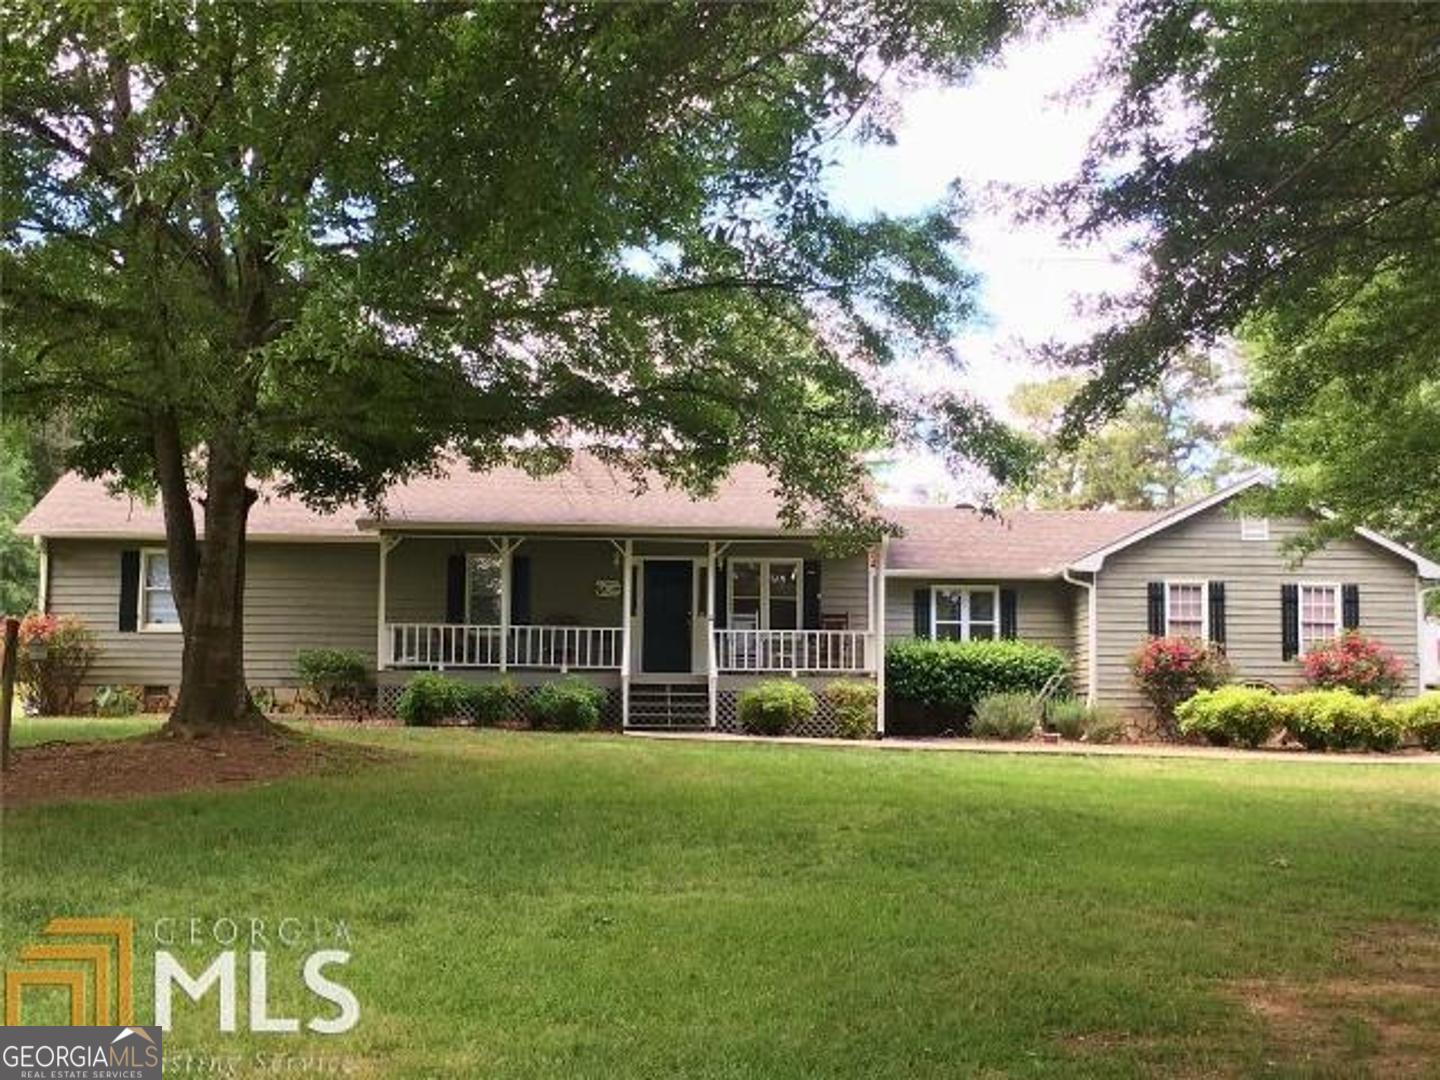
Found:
3,722 -> 1439,1078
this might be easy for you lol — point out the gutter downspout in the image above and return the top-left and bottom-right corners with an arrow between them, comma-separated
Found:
1063,568 -> 1098,708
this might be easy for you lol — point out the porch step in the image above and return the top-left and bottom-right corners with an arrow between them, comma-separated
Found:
627,683 -> 710,729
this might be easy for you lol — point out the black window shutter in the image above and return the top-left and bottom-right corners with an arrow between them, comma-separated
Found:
999,588 -> 1018,639
713,560 -> 727,628
1341,584 -> 1360,630
1208,581 -> 1226,646
802,560 -> 822,629
445,554 -> 466,623
1146,581 -> 1166,636
1281,583 -> 1300,660
510,555 -> 532,624
912,587 -> 932,638
118,549 -> 141,632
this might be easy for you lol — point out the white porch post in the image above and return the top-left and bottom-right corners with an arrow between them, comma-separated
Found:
35,537 -> 49,614
376,535 -> 398,671
621,539 -> 634,729
707,541 -> 718,729
875,537 -> 888,737
498,538 -> 513,673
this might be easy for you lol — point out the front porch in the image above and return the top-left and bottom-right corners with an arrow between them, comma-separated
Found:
374,532 -> 885,732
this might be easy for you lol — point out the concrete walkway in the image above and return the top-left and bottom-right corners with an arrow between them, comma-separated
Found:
629,729 -> 1440,765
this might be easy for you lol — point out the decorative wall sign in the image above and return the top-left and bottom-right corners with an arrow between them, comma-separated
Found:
594,578 -> 622,598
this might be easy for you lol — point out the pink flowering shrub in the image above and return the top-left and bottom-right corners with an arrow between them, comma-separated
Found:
15,613 -> 100,715
1301,631 -> 1405,699
1129,636 -> 1231,738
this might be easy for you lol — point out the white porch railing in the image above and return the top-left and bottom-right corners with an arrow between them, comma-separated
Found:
713,629 -> 875,674
386,624 -> 624,671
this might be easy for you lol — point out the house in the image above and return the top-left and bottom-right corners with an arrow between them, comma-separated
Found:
17,462 -> 1440,733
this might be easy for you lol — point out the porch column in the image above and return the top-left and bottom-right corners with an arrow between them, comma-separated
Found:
35,537 -> 48,614
875,538 -> 888,737
376,535 -> 399,671
621,539 -> 633,729
498,538 -> 511,673
707,541 -> 718,729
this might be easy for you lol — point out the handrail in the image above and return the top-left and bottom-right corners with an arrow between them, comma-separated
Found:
712,629 -> 875,673
386,623 -> 624,670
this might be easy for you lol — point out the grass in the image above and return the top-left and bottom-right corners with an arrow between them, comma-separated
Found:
3,721 -> 1440,1077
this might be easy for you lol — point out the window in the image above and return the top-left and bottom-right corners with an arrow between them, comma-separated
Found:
140,550 -> 179,631
465,553 -> 502,624
1299,583 -> 1340,653
931,586 -> 998,642
729,559 -> 802,630
1240,515 -> 1270,541
1165,582 -> 1207,639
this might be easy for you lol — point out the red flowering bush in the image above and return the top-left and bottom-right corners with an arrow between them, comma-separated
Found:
1301,631 -> 1405,699
15,613 -> 100,715
1129,636 -> 1231,738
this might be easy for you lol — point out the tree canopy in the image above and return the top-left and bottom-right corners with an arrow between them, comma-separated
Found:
2,1 -> 1024,730
1007,352 -> 1237,510
1038,1 -> 1439,549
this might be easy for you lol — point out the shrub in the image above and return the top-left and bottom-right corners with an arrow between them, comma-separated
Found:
1044,697 -> 1089,740
1301,632 -> 1405,698
295,648 -> 372,712
823,680 -> 877,739
1082,709 -> 1128,744
737,680 -> 816,736
15,613 -> 99,715
1129,637 -> 1230,738
885,639 -> 1069,725
971,692 -> 1041,740
469,678 -> 520,726
1394,692 -> 1440,751
396,673 -> 472,727
1175,686 -> 1283,749
531,676 -> 606,731
1277,689 -> 1398,752
91,684 -> 142,718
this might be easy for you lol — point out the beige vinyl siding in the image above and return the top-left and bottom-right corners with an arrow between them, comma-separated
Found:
1094,506 -> 1421,712
884,578 -> 1076,654
1071,584 -> 1092,700
47,539 -> 377,687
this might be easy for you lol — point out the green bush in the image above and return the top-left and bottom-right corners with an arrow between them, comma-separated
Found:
91,684 -> 142,718
1393,692 -> 1440,751
885,639 -> 1069,725
738,680 -> 816,736
824,680 -> 877,739
1278,689 -> 1398,752
971,692 -> 1041,740
1044,697 -> 1089,740
1176,686 -> 1284,749
1082,709 -> 1128,745
469,678 -> 519,726
397,673 -> 472,727
295,648 -> 372,712
531,676 -> 606,731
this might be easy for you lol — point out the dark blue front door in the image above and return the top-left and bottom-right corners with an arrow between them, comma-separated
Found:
642,561 -> 693,672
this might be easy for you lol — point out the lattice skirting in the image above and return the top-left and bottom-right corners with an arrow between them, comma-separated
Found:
714,689 -> 875,739
376,682 -> 621,727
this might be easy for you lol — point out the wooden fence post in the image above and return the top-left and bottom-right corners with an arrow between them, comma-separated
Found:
0,616 -> 19,773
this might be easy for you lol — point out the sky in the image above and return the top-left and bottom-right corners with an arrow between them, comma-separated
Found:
824,13 -> 1142,503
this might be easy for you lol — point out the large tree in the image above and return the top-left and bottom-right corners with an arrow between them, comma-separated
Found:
1038,2 -> 1440,549
1007,352 -> 1237,510
3,2 -> 1023,734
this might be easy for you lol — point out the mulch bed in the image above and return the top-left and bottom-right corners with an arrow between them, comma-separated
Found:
0,725 -> 395,809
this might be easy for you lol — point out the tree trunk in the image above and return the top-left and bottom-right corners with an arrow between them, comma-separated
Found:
162,435 -> 266,737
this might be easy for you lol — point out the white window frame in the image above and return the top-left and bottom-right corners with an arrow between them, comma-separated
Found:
1298,581 -> 1342,654
1240,515 -> 1270,541
139,547 -> 181,633
929,585 -> 1001,642
464,551 -> 504,625
728,558 -> 804,631
1164,579 -> 1209,640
